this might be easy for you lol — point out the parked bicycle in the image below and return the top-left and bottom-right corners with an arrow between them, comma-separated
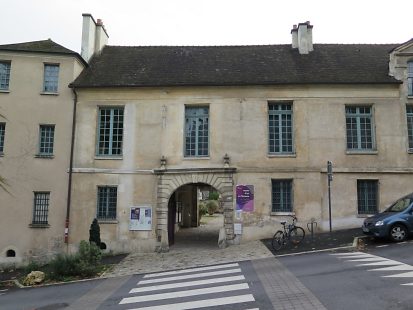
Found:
272,215 -> 305,251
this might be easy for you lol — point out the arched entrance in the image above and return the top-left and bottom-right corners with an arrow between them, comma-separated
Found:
168,183 -> 223,248
154,167 -> 236,251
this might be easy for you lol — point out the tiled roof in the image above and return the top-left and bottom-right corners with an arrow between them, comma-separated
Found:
0,39 -> 86,65
71,44 -> 401,88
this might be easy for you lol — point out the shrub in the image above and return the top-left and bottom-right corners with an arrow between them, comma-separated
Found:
206,200 -> 219,215
48,240 -> 102,280
208,191 -> 219,200
199,202 -> 208,218
89,218 -> 101,247
24,260 -> 41,274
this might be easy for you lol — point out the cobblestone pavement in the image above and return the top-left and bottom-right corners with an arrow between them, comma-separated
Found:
103,240 -> 274,278
253,257 -> 327,310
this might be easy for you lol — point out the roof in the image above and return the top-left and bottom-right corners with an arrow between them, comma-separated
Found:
71,44 -> 401,88
0,39 -> 87,66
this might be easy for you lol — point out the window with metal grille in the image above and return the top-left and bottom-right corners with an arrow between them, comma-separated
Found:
97,186 -> 117,220
43,64 -> 59,93
39,125 -> 55,155
268,103 -> 293,154
0,123 -> 5,154
407,106 -> 413,150
345,106 -> 375,151
97,107 -> 124,156
408,61 -> 413,96
357,180 -> 378,215
185,106 -> 209,157
33,192 -> 50,224
0,61 -> 11,90
271,180 -> 293,212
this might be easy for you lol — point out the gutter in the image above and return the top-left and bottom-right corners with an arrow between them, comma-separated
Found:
65,87 -> 78,245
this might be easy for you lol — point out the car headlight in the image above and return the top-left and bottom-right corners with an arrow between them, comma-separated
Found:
375,220 -> 384,226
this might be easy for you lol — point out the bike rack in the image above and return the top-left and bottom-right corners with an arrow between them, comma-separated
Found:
307,218 -> 318,239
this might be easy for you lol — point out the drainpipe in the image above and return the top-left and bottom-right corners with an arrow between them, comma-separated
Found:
65,87 -> 78,246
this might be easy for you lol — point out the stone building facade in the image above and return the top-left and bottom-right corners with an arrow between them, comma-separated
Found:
0,40 -> 86,265
67,20 -> 413,253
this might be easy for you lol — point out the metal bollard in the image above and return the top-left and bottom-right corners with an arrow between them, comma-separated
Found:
307,218 -> 318,239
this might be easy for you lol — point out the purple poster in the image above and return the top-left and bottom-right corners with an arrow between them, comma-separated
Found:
236,185 -> 254,212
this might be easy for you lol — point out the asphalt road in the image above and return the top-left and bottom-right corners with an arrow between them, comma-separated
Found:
279,240 -> 413,310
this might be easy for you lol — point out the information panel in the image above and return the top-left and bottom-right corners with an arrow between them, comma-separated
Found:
236,185 -> 254,212
129,206 -> 152,231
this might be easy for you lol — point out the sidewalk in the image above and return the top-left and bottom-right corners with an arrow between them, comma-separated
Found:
261,227 -> 363,256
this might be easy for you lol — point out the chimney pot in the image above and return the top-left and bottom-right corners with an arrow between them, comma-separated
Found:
97,19 -> 103,26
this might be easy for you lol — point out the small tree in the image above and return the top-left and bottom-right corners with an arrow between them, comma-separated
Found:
89,218 -> 101,247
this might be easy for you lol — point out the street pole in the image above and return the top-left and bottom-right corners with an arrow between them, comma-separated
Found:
327,161 -> 333,232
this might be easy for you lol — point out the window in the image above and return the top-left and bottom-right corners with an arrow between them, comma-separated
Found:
97,107 -> 124,156
268,103 -> 293,154
0,61 -> 11,90
0,123 -> 5,154
408,61 -> 413,96
271,180 -> 293,212
33,192 -> 50,225
185,106 -> 209,157
357,180 -> 378,215
345,106 -> 375,151
407,106 -> 413,150
38,125 -> 55,156
43,64 -> 59,93
97,186 -> 117,220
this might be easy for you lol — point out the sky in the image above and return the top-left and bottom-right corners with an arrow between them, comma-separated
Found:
1,0 -> 412,53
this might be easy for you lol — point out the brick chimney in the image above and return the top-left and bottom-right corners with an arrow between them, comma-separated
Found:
291,21 -> 313,54
81,14 -> 109,63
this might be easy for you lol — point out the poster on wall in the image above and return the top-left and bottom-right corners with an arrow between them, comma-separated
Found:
129,206 -> 152,231
236,185 -> 254,212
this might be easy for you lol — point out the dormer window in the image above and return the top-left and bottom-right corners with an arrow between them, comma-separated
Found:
408,61 -> 413,96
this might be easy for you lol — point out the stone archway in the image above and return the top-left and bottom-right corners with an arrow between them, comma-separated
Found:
154,167 -> 236,251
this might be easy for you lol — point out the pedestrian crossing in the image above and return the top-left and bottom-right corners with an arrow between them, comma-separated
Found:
331,251 -> 413,286
118,262 -> 260,309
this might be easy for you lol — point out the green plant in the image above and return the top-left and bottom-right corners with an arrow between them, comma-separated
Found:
48,241 -> 102,280
206,200 -> 219,215
79,240 -> 102,266
89,218 -> 101,247
24,261 -> 41,274
208,191 -> 219,200
199,202 -> 208,218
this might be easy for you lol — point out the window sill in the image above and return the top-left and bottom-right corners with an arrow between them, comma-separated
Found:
346,150 -> 378,155
268,153 -> 296,158
35,154 -> 54,159
0,89 -> 10,93
271,212 -> 295,216
183,156 -> 210,160
40,92 -> 59,96
408,149 -> 413,154
29,223 -> 50,228
95,156 -> 123,160
97,219 -> 118,224
357,214 -> 374,218
0,153 -> 3,157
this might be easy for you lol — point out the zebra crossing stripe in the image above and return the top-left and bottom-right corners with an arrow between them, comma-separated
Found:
138,268 -> 242,285
126,294 -> 255,310
129,275 -> 246,293
120,283 -> 249,304
368,264 -> 413,272
143,263 -> 239,278
383,271 -> 413,278
356,260 -> 404,267
401,283 -> 413,286
347,257 -> 388,262
335,254 -> 374,259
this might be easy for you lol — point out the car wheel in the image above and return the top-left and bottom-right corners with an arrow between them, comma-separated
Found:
389,224 -> 407,242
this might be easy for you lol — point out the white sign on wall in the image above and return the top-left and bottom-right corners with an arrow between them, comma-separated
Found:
129,206 -> 152,231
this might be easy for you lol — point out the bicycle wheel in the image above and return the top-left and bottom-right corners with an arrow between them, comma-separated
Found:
272,231 -> 285,251
290,226 -> 305,245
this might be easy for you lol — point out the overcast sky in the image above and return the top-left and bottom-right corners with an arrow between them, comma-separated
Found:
1,0 -> 412,53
